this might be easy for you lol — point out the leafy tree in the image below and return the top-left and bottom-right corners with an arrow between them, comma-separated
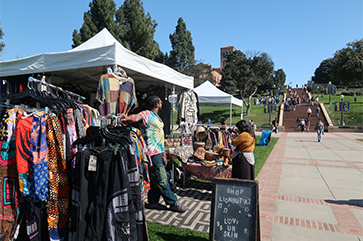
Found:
116,0 -> 160,60
168,17 -> 195,73
186,61 -> 214,87
0,22 -> 5,56
220,50 -> 274,116
272,69 -> 286,88
312,58 -> 335,84
259,68 -> 286,91
331,39 -> 363,86
153,50 -> 168,64
72,0 -> 120,48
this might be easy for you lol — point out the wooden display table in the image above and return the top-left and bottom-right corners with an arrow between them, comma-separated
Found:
185,163 -> 232,182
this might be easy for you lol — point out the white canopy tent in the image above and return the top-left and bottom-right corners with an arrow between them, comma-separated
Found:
0,28 -> 193,91
194,80 -> 243,126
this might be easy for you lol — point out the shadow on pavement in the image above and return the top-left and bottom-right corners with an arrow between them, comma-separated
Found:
324,199 -> 363,208
175,180 -> 213,201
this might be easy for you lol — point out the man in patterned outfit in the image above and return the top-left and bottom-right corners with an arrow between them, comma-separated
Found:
121,96 -> 188,213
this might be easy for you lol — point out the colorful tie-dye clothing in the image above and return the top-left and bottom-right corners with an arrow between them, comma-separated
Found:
130,127 -> 152,200
139,110 -> 164,156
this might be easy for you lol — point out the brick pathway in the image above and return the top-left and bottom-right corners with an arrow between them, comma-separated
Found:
259,132 -> 363,240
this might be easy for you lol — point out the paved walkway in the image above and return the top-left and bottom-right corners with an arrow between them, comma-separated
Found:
145,132 -> 363,240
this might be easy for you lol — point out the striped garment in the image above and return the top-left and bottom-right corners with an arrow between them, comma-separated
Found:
118,77 -> 137,115
95,73 -> 122,116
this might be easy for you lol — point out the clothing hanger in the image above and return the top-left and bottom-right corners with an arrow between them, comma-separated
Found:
72,124 -> 132,149
113,65 -> 127,78
72,126 -> 103,147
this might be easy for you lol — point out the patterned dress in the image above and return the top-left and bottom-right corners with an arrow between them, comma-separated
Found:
46,113 -> 70,240
0,109 -> 18,240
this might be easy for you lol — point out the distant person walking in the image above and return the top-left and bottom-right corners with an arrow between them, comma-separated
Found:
307,107 -> 312,118
272,117 -> 278,133
249,120 -> 256,134
219,116 -> 227,130
300,118 -> 305,132
305,118 -> 310,131
219,116 -> 226,126
296,117 -> 301,128
316,106 -> 320,117
316,119 -> 324,142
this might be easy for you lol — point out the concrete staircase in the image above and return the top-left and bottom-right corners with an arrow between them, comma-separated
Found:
282,88 -> 328,132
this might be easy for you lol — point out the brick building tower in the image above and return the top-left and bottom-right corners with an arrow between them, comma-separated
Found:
220,46 -> 236,69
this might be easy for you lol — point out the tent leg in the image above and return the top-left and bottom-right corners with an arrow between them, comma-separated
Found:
229,101 -> 232,127
241,102 -> 243,120
171,85 -> 175,131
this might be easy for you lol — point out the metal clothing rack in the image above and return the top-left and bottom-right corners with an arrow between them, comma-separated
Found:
28,77 -> 86,103
98,115 -> 124,127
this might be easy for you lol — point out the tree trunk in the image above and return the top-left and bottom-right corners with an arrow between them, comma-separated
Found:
241,87 -> 258,116
245,96 -> 252,116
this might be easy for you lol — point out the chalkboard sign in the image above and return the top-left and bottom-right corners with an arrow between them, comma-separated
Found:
209,178 -> 259,241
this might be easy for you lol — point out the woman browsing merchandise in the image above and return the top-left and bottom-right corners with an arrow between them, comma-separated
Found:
231,120 -> 256,180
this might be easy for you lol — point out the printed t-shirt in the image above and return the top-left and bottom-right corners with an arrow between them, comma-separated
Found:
139,110 -> 164,156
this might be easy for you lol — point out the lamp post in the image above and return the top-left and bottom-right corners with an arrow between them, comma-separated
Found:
328,81 -> 332,104
268,98 -> 272,124
273,84 -> 276,102
340,94 -> 344,126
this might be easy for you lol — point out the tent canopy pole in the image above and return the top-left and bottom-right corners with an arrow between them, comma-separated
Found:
229,98 -> 232,127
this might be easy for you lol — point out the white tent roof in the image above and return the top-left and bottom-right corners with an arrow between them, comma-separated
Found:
194,80 -> 243,126
0,28 -> 193,90
194,80 -> 243,107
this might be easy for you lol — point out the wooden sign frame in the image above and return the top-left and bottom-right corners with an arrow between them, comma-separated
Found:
209,178 -> 260,241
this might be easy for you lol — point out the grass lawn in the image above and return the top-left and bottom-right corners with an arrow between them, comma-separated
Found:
357,139 -> 363,142
317,95 -> 363,127
147,136 -> 279,240
254,135 -> 279,177
147,221 -> 209,241
176,103 -> 280,129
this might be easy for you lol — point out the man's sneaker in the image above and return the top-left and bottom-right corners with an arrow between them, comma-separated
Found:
145,202 -> 168,210
169,201 -> 188,213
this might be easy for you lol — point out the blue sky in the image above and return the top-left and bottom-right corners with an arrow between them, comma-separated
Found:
0,0 -> 362,87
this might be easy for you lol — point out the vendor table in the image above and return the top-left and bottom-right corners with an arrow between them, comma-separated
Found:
164,146 -> 193,189
165,146 -> 193,163
185,163 -> 232,182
